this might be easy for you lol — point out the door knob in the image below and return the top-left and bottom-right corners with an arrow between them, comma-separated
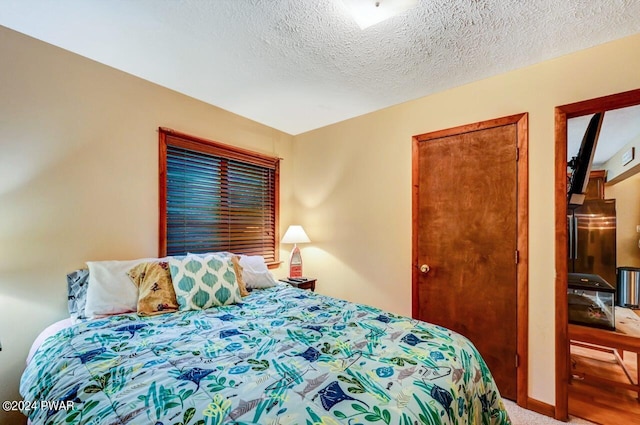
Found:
420,264 -> 430,274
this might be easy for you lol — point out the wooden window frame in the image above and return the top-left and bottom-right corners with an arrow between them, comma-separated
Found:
158,127 -> 280,268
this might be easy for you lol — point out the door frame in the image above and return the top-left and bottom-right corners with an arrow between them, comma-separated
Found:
411,113 -> 529,407
554,88 -> 640,421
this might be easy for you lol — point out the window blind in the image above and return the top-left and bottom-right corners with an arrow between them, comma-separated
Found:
159,129 -> 279,264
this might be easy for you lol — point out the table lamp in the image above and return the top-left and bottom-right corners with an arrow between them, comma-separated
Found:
281,225 -> 311,278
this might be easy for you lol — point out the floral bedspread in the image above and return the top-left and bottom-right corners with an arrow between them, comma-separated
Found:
21,284 -> 511,424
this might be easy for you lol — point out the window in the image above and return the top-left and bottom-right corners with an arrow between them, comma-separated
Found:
159,128 -> 280,265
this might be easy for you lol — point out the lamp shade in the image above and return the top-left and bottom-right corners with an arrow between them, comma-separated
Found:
281,225 -> 311,244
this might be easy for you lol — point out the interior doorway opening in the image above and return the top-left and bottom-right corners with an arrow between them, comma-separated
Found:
555,88 -> 640,422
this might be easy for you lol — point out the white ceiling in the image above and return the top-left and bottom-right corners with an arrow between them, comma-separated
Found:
568,105 -> 640,166
1,0 -> 640,135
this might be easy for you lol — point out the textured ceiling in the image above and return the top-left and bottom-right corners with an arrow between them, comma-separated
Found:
1,0 -> 640,135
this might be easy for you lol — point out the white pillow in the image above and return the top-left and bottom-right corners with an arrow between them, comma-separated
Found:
238,255 -> 277,289
238,255 -> 265,269
85,258 -> 155,317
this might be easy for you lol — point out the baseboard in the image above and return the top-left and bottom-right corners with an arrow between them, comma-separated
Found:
526,397 -> 556,418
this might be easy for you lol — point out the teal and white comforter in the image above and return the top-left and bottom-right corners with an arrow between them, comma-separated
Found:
21,284 -> 511,424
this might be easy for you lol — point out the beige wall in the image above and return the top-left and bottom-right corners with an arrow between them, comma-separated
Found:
604,132 -> 640,183
607,173 -> 640,268
3,22 -> 640,422
293,33 -> 640,406
0,27 -> 293,425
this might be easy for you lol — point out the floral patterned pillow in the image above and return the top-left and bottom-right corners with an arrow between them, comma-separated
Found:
230,255 -> 250,297
168,253 -> 242,310
67,269 -> 89,322
127,261 -> 179,316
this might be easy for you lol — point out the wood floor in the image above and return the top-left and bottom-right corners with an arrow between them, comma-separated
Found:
569,345 -> 640,424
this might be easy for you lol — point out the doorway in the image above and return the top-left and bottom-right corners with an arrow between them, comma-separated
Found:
412,113 -> 529,406
554,88 -> 640,421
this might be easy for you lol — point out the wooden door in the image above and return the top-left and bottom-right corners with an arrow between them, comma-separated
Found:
412,114 -> 528,402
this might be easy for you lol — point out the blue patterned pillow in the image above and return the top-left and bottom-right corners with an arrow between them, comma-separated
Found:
67,269 -> 89,322
168,254 -> 242,310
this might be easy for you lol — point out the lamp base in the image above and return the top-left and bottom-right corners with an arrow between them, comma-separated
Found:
288,245 -> 303,278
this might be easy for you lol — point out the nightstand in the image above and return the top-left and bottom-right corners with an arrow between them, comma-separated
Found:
281,278 -> 317,292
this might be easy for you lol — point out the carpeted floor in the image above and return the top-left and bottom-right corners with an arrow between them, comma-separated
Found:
503,400 -> 596,425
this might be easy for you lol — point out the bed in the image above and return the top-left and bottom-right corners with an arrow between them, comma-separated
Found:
21,255 -> 511,425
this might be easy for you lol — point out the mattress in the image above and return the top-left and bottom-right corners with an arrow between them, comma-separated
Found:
21,284 -> 510,424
